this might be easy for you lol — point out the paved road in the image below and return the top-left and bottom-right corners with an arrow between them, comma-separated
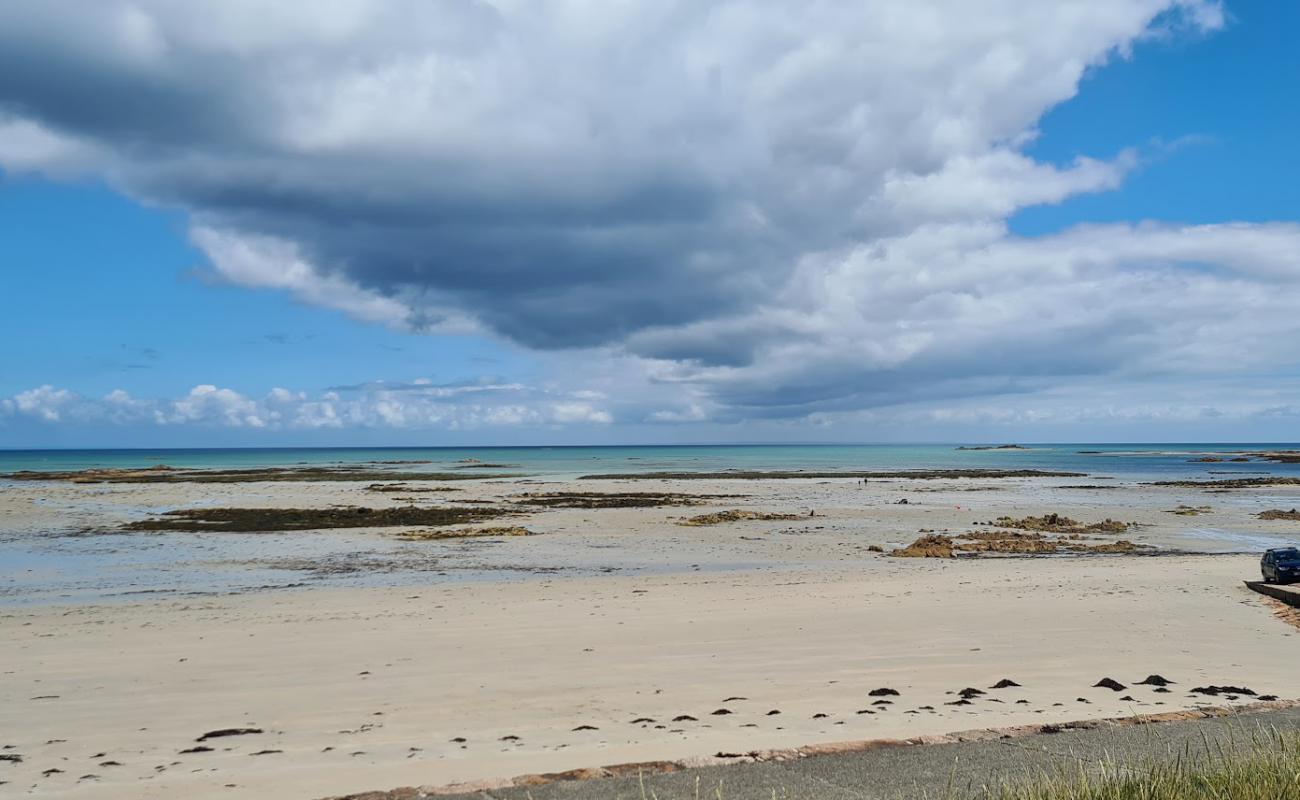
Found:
422,707 -> 1300,800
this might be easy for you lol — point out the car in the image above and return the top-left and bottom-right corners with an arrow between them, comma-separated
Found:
1261,547 -> 1300,584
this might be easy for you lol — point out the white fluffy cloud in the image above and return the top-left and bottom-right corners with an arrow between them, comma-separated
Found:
8,1 -> 1299,431
0,382 -> 614,432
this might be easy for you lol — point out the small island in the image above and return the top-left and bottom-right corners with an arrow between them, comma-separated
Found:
955,444 -> 1030,451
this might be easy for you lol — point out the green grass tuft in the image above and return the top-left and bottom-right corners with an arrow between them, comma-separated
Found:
981,729 -> 1300,800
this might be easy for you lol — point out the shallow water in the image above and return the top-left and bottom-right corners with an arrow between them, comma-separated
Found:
4,443 -> 1299,606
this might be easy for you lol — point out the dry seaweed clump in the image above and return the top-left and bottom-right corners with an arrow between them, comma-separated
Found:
1258,509 -> 1300,521
988,513 -> 1133,534
123,505 -> 513,533
392,526 -> 531,541
889,530 -> 1148,558
677,510 -> 804,526
512,492 -> 741,509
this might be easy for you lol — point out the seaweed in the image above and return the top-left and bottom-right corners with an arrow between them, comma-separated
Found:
985,513 -> 1133,534
1258,508 -> 1300,521
4,467 -> 524,484
889,530 -> 1147,558
123,505 -> 513,532
1148,477 -> 1300,488
391,526 -> 531,540
1165,505 -> 1212,516
512,492 -> 743,509
677,510 -> 804,526
578,469 -> 1084,480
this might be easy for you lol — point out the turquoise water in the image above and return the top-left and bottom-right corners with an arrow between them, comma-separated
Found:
2,443 -> 1299,481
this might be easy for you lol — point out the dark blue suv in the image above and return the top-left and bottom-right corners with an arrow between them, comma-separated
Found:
1261,547 -> 1300,584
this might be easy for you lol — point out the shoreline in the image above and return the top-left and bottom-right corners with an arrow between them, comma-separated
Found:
2,468 -> 1298,797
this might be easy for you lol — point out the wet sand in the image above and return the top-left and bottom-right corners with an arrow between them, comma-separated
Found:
1,473 -> 1298,798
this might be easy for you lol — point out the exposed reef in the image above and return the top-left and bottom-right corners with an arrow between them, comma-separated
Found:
511,492 -> 743,509
677,510 -> 804,526
1165,505 -> 1213,516
4,466 -> 524,484
1257,509 -> 1300,521
979,514 -> 1134,534
391,526 -> 532,541
578,469 -> 1084,480
890,530 -> 1146,558
1149,477 -> 1300,489
123,505 -> 513,533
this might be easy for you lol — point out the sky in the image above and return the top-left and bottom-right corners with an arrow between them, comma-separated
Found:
2,0 -> 1299,447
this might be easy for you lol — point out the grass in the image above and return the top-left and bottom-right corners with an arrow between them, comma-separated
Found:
981,729 -> 1300,799
611,730 -> 1300,800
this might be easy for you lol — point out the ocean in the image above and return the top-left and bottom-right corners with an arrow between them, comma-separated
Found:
5,443 -> 1298,606
2,443 -> 1300,482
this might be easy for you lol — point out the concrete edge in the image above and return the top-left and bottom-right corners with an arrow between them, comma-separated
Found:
325,698 -> 1300,799
1245,580 -> 1300,608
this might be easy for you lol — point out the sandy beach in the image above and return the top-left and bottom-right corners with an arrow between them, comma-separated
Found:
2,470 -> 1299,798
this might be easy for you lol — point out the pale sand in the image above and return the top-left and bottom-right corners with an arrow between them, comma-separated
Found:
2,475 -> 1299,798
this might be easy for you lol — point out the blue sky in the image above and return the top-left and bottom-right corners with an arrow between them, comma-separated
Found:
1014,0 -> 1300,233
2,1 -> 1299,446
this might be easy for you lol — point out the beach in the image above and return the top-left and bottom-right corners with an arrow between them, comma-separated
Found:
2,450 -> 1299,798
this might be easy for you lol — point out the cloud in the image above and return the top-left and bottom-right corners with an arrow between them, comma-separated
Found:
9,385 -> 78,422
1,380 -> 614,432
9,1 -> 1295,431
637,220 -> 1300,418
